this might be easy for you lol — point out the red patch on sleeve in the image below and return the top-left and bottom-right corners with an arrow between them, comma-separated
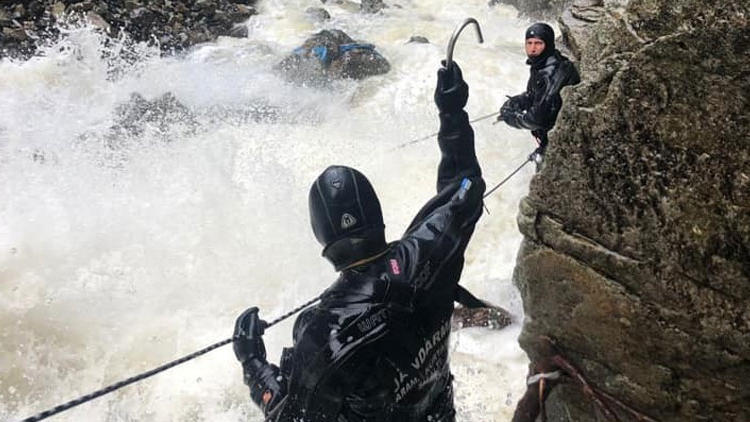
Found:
389,259 -> 401,275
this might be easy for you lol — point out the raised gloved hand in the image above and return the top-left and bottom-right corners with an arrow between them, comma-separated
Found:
434,60 -> 468,114
233,307 -> 267,364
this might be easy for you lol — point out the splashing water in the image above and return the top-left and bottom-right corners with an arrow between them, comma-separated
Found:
0,0 -> 551,420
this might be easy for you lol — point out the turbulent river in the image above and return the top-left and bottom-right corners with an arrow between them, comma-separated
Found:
0,0 -> 550,420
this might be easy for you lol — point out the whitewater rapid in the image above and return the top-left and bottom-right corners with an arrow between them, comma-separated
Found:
1,0 -> 550,420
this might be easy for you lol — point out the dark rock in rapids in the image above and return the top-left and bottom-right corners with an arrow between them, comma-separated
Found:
452,305 -> 514,331
407,35 -> 429,44
360,0 -> 386,14
276,29 -> 390,87
304,7 -> 331,22
107,92 -> 197,145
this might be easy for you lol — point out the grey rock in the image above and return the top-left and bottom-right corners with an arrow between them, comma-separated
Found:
228,23 -> 248,38
86,11 -> 111,33
124,0 -> 139,11
570,4 -> 606,22
27,1 -> 45,17
361,0 -> 385,13
69,1 -> 95,13
108,92 -> 197,144
2,26 -> 27,41
276,29 -> 390,86
12,4 -> 26,20
488,0 -> 573,19
558,6 -> 602,59
226,4 -> 256,22
305,7 -> 331,22
513,0 -> 750,421
126,8 -> 167,43
452,305 -> 514,330
407,35 -> 429,44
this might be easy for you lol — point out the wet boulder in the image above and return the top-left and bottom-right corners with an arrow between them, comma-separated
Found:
488,0 -> 573,19
304,7 -> 330,22
407,35 -> 429,44
107,92 -> 197,145
276,29 -> 390,86
451,305 -> 514,330
360,0 -> 386,13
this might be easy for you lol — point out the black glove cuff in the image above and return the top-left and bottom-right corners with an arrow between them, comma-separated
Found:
243,358 -> 287,414
242,357 -> 267,379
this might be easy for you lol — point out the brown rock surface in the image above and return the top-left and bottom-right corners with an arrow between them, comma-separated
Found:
513,0 -> 749,420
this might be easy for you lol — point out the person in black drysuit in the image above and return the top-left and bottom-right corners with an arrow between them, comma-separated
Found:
233,60 -> 485,422
499,22 -> 580,157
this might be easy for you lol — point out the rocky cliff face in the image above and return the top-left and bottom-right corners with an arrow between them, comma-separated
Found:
513,0 -> 749,420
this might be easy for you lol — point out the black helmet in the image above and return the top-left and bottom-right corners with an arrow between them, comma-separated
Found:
525,22 -> 555,56
309,165 -> 386,271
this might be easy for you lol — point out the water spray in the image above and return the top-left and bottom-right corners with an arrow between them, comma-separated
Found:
17,296 -> 321,422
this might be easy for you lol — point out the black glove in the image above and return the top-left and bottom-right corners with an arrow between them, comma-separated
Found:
503,109 -> 523,127
434,60 -> 468,114
499,99 -> 517,118
499,94 -> 528,121
233,307 -> 267,364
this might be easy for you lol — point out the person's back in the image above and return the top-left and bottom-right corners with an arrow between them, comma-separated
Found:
283,256 -> 455,420
232,61 -> 485,421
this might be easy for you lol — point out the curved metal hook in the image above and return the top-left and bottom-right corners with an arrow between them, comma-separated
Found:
445,18 -> 484,68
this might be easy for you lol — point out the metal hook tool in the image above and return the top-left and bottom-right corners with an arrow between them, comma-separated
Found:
445,18 -> 484,68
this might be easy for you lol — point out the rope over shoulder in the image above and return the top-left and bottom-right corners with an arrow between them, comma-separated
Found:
17,296 -> 321,422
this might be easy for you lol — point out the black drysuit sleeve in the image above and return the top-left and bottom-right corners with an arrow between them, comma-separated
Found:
397,109 -> 485,298
263,307 -> 376,421
238,310 -> 317,420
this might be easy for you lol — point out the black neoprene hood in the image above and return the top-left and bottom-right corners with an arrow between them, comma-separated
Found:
308,165 -> 386,270
525,22 -> 555,55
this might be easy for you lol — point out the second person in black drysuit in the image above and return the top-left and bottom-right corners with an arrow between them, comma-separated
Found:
233,60 -> 485,421
499,22 -> 580,155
